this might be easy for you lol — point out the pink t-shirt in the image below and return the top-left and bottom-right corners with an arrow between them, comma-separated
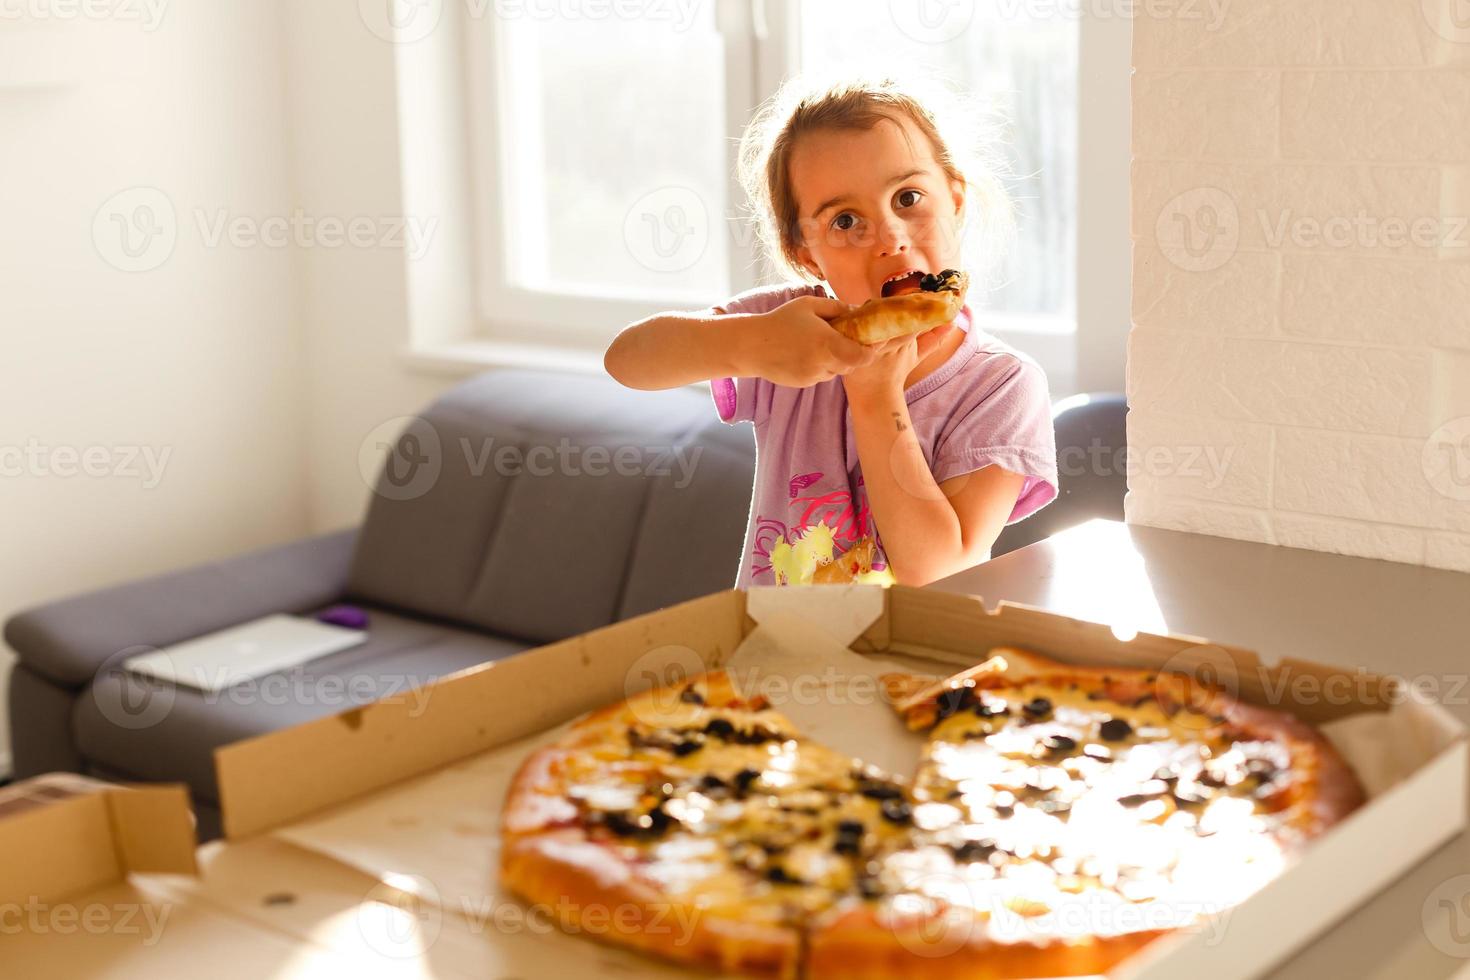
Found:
710,281 -> 1059,589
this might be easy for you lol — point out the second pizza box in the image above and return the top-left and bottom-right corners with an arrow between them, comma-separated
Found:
210,583 -> 1469,979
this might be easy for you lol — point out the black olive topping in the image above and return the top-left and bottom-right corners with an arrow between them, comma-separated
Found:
672,739 -> 703,756
950,838 -> 998,862
734,768 -> 762,795
935,686 -> 973,721
703,717 -> 735,739
1098,717 -> 1133,741
880,798 -> 912,824
765,865 -> 802,885
603,805 -> 671,838
731,725 -> 783,745
1022,697 -> 1053,721
698,773 -> 727,793
679,684 -> 705,705
1042,734 -> 1078,756
858,781 -> 904,801
919,269 -> 961,292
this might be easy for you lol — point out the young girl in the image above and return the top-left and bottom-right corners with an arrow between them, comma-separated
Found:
605,73 -> 1059,588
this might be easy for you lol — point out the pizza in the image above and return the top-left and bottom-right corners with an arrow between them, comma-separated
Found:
499,646 -> 1365,979
810,536 -> 877,584
828,268 -> 969,345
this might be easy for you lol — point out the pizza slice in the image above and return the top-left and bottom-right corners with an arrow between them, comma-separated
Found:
828,269 -> 969,345
500,670 -> 912,979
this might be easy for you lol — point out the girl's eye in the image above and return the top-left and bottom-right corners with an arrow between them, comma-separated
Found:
832,212 -> 857,232
896,189 -> 924,209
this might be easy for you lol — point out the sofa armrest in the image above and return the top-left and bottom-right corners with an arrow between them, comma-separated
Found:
3,528 -> 359,689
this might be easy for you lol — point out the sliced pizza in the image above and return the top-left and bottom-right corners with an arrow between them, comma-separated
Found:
500,648 -> 1366,979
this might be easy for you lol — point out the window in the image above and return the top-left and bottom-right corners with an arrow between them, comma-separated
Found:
797,1 -> 1078,323
458,0 -> 1110,390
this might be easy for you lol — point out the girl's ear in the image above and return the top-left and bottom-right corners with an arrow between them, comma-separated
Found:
950,176 -> 967,225
795,242 -> 824,281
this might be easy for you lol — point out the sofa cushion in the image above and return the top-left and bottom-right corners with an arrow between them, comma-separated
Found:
71,606 -> 531,804
347,370 -> 754,644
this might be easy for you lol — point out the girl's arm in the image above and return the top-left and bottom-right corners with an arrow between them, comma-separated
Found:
603,308 -> 748,391
849,390 -> 1024,586
604,297 -> 874,392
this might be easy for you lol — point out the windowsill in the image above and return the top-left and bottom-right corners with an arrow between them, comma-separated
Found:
401,339 -> 607,378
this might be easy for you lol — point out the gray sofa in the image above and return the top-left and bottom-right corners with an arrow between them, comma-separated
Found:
4,369 -> 1124,840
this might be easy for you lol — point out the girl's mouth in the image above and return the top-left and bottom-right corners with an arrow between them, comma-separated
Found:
880,270 -> 927,298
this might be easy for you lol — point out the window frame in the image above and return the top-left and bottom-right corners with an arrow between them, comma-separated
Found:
449,0 -> 1127,395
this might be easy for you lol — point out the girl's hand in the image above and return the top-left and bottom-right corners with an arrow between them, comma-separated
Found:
841,324 -> 952,402
737,296 -> 879,388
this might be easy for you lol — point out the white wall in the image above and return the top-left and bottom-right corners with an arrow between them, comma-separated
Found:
280,1 -> 450,533
1127,1 -> 1470,570
0,2 -> 310,768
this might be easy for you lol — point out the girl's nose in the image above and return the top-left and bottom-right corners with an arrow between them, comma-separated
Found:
876,218 -> 911,256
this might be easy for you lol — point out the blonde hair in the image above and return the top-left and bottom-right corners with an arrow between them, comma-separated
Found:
737,70 -> 1015,294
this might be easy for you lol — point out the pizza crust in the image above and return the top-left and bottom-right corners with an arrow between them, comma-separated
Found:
828,270 -> 969,345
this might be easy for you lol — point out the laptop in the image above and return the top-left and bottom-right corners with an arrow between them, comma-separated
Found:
123,613 -> 368,692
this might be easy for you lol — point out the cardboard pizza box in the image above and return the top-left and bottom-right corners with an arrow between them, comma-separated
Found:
0,773 -> 532,976
202,583 -> 1469,980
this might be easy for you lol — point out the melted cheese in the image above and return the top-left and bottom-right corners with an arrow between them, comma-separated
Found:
549,679 -> 1299,941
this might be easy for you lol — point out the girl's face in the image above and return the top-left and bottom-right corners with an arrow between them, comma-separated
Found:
788,113 -> 966,305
